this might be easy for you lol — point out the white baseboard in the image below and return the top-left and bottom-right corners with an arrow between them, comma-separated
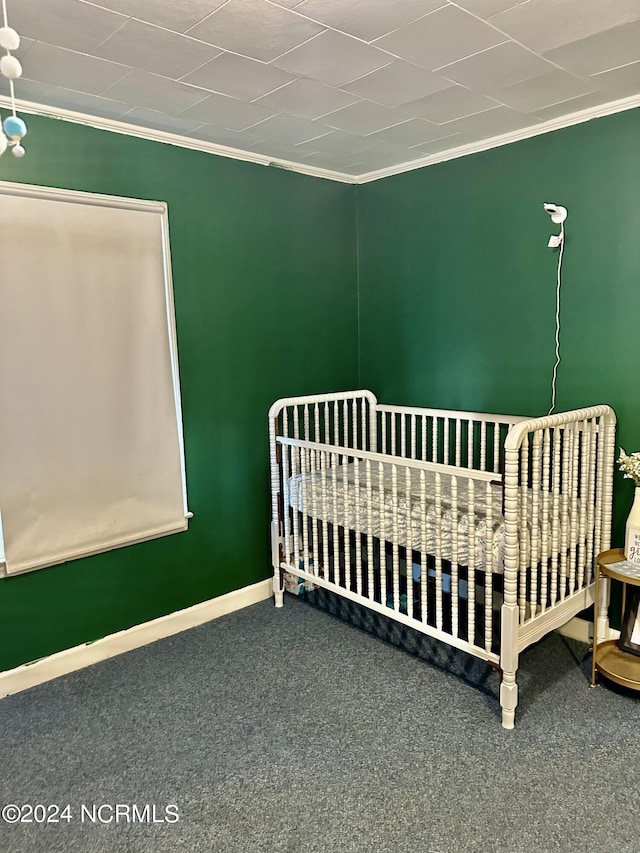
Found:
556,616 -> 620,644
0,578 -> 272,699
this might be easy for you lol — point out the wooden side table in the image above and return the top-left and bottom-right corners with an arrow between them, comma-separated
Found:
591,548 -> 640,690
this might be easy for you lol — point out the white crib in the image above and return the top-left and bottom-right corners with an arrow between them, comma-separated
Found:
268,390 -> 616,728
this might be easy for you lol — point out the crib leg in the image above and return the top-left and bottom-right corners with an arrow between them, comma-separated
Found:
274,572 -> 284,608
271,521 -> 284,608
500,603 -> 519,730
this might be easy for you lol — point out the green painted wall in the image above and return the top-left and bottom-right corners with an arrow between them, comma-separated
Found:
0,115 -> 358,671
357,108 -> 640,543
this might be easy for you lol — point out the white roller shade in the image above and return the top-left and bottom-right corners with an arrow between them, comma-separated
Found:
0,182 -> 189,576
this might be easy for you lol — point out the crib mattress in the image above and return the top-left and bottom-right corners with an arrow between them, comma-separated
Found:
288,460 -> 506,573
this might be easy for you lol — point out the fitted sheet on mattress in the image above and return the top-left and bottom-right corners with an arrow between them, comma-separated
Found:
287,460 -> 582,574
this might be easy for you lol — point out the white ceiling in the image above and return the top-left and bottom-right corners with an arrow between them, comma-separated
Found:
5,0 -> 640,179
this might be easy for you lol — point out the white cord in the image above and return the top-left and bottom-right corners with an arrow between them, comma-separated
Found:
548,220 -> 565,416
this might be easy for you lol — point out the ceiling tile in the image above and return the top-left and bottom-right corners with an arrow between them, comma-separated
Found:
271,30 -> 392,87
490,71 -> 596,113
243,113 -> 331,144
453,0 -> 523,18
255,78 -> 359,119
342,60 -> 454,107
373,5 -> 506,71
437,104 -> 539,136
440,41 -> 556,91
297,151 -> 356,171
85,0 -> 228,34
6,0 -> 127,53
176,92 -> 276,130
187,124 -> 265,147
531,91 -> 619,122
36,86 -> 132,119
21,42 -> 129,95
182,52 -> 295,99
400,86 -> 498,122
9,78 -> 53,104
187,0 -> 324,62
321,100 -> 405,135
239,139 -> 309,160
367,117 -> 447,146
410,133 -> 464,154
346,142 -> 424,169
293,0 -> 445,42
120,107 -> 205,134
543,21 -> 640,77
93,19 -> 221,79
488,0 -> 640,53
592,59 -> 640,94
294,130 -> 376,157
102,70 -> 209,113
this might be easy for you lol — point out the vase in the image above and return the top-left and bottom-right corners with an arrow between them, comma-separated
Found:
625,487 -> 640,565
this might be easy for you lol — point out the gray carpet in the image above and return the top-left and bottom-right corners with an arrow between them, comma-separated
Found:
0,592 -> 638,853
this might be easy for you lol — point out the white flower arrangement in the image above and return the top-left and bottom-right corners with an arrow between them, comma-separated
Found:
618,449 -> 640,487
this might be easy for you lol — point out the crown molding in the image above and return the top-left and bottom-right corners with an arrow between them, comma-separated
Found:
1,91 -> 638,186
0,95 -> 357,185
354,93 -> 640,184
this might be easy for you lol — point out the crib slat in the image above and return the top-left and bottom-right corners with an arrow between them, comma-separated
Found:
300,446 -> 310,573
379,462 -> 387,606
559,425 -> 571,600
540,428 -> 551,613
420,468 -> 427,626
593,418 -> 606,578
493,424 -> 500,475
451,475 -> 459,638
354,453 -> 362,595
435,472 -> 443,631
467,477 -> 476,645
291,443 -> 300,570
331,453 -> 339,587
391,413 -> 397,458
406,464 -> 414,618
432,417 -> 438,464
400,414 -> 406,459
304,404 -> 310,442
550,427 -> 562,607
343,450 -> 351,591
320,448 -> 329,583
411,414 -> 417,460
365,459 -> 373,601
391,463 -> 400,611
568,423 -> 580,594
455,418 -> 461,467
484,481 -> 493,652
421,416 -> 427,462
480,421 -> 487,472
585,420 -> 598,584
530,431 -> 542,617
310,449 -> 320,577
443,419 -> 449,466
518,437 -> 529,622
576,421 -> 589,590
